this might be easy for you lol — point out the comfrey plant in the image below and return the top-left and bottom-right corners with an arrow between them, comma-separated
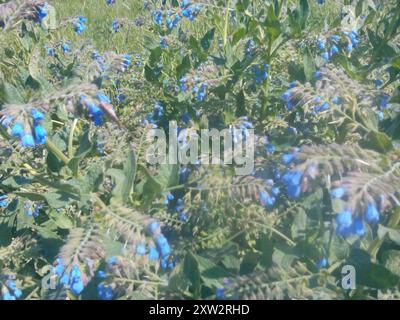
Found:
0,0 -> 49,30
0,0 -> 399,301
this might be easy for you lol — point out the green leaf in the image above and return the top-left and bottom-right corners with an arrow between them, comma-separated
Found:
183,252 -> 202,296
200,28 -> 215,51
264,6 -> 281,41
355,262 -> 399,289
303,48 -> 316,82
155,163 -> 179,190
377,225 -> 400,245
232,27 -> 246,46
176,55 -> 191,79
362,131 -> 393,153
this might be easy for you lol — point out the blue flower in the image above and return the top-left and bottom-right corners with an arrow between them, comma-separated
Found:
272,187 -> 280,197
259,191 -> 275,207
148,221 -> 160,235
21,134 -> 35,148
98,283 -> 113,300
0,194 -> 9,208
155,235 -> 171,257
97,92 -> 111,104
282,171 -> 303,199
160,37 -> 168,49
336,210 -> 353,236
70,266 -> 81,280
321,51 -> 330,61
330,45 -> 339,55
316,258 -> 328,269
112,19 -> 119,32
136,243 -> 147,256
34,125 -> 47,145
35,2 -> 49,23
164,192 -> 175,205
351,218 -> 365,237
331,187 -> 346,199
45,46 -> 55,56
59,273 -> 70,285
365,203 -> 379,224
2,292 -> 16,300
32,109 -> 45,122
374,79 -> 383,88
317,39 -> 326,50
282,153 -> 295,165
62,43 -> 71,54
266,143 -> 275,154
11,123 -> 24,138
315,70 -> 322,80
332,97 -> 342,105
74,16 -> 87,35
107,256 -> 118,266
153,10 -> 163,25
97,270 -> 107,278
215,288 -> 225,299
70,279 -> 84,295
106,0 -> 115,5
148,246 -> 160,261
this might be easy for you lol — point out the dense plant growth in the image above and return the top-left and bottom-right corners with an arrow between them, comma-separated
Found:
0,0 -> 399,300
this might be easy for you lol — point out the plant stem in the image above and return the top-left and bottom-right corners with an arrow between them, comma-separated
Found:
68,119 -> 78,157
223,0 -> 231,47
45,139 -> 70,165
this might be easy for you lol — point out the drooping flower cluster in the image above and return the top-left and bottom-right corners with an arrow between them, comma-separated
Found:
24,201 -> 43,218
0,276 -> 22,300
316,29 -> 359,61
144,220 -> 174,269
34,1 -> 49,23
281,82 -> 330,114
251,63 -> 269,85
80,92 -> 115,126
1,108 -> 47,148
152,1 -> 202,29
179,63 -> 218,102
0,194 -> 9,209
73,16 -> 87,35
53,259 -> 86,295
229,117 -> 253,145
333,188 -> 382,237
90,51 -> 132,78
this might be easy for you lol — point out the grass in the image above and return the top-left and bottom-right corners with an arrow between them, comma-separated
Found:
51,0 -> 148,52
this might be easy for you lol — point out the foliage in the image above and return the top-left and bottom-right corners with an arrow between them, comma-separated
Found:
0,0 -> 399,300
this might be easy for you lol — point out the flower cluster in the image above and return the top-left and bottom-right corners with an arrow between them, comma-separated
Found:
53,259 -> 86,295
333,190 -> 381,237
316,29 -> 359,61
141,101 -> 164,126
229,117 -> 253,145
251,63 -> 269,85
152,1 -> 202,29
96,268 -> 113,300
73,16 -> 87,35
112,19 -> 119,33
24,201 -> 43,218
34,1 -> 49,23
179,64 -> 218,102
1,108 -> 47,148
281,82 -> 330,114
144,220 -> 174,269
1,276 -> 22,300
0,194 -> 9,209
80,92 -> 115,126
